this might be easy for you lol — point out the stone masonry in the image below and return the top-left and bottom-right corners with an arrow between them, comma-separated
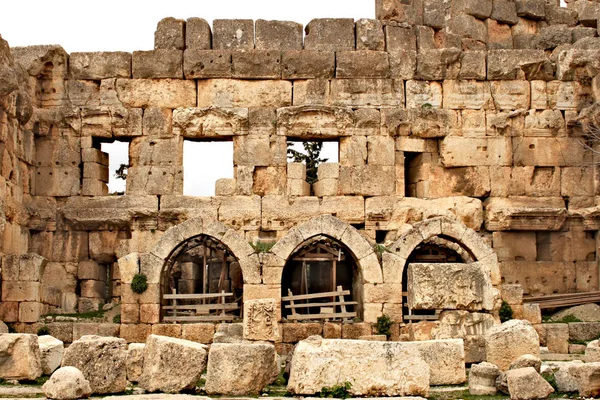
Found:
0,0 -> 599,346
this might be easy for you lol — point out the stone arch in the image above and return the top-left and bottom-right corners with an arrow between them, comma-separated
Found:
145,217 -> 260,286
270,214 -> 383,285
389,216 -> 500,286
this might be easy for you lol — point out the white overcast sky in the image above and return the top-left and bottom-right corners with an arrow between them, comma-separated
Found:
1,0 -> 369,195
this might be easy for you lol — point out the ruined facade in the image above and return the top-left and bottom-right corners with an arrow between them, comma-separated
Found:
0,0 -> 599,354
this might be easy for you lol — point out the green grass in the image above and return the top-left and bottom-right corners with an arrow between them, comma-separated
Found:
545,314 -> 583,324
43,309 -> 106,320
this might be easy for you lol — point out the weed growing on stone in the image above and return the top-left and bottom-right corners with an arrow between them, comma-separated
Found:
316,382 -> 352,399
375,314 -> 393,338
251,241 -> 275,253
131,273 -> 148,294
499,301 -> 513,322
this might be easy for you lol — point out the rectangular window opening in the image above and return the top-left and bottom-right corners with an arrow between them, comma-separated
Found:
287,140 -> 339,184
404,152 -> 422,198
100,140 -> 129,195
183,139 -> 233,196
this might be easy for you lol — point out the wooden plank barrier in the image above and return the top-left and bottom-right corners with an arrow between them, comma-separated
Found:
282,285 -> 357,322
163,290 -> 239,323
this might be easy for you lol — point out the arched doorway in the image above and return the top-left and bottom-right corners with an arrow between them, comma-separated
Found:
161,234 -> 243,322
281,235 -> 359,321
403,236 -> 475,321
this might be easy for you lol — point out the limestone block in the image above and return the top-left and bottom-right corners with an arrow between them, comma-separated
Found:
277,106 -> 353,138
515,0 -> 545,19
487,50 -> 552,80
38,335 -> 64,375
42,366 -> 92,400
255,20 -> 302,50
181,324 -> 215,344
339,165 -> 395,196
2,281 -> 41,302
116,79 -> 195,109
440,137 -> 511,167
213,19 -> 254,50
119,324 -> 151,344
282,323 -> 323,343
553,361 -> 584,392
336,51 -> 390,79
367,136 -> 395,166
423,0 -> 446,28
126,343 -> 144,383
546,323 -> 569,354
172,107 -> 247,138
34,167 -> 80,196
213,323 -> 243,343
486,20 -> 513,50
491,0 -> 519,24
562,167 -> 594,197
448,14 -> 487,42
506,367 -> 554,399
132,50 -> 183,79
585,340 -> 600,362
215,178 -> 235,196
205,343 -> 278,395
385,26 -> 416,52
452,0 -> 493,19
443,80 -> 492,109
469,362 -> 500,395
329,79 -> 404,107
2,253 -> 47,282
232,50 -> 281,79
197,79 -> 291,108
317,163 -> 339,180
547,81 -> 593,111
490,80 -> 530,110
575,362 -> 600,397
281,50 -> 335,79
186,18 -> 211,50
243,298 -> 279,341
183,49 -> 231,79
513,137 -> 588,166
313,179 -> 338,197
304,19 -> 354,51
356,19 -> 385,51
139,304 -> 160,324
19,302 -> 42,323
126,166 -> 183,195
154,17 -> 185,50
533,25 -> 573,50
61,335 -> 127,394
69,52 -> 131,80
0,334 -> 42,380
407,262 -> 496,311
417,49 -> 461,80
287,336 -> 430,396
460,51 -> 487,80
494,233 -> 536,263
376,0 -> 423,24
485,320 -> 540,371
252,166 -> 286,196
406,80 -> 442,109
140,334 -> 208,393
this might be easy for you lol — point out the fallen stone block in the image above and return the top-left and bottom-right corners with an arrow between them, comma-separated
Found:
43,366 -> 91,400
576,362 -> 600,397
287,336 -> 430,397
509,354 -> 541,373
140,334 -> 208,393
485,319 -> 540,371
205,342 -> 278,395
506,367 -> 554,399
554,361 -> 584,393
0,333 -> 42,380
469,362 -> 500,395
61,335 -> 127,394
126,343 -> 144,383
38,335 -> 64,375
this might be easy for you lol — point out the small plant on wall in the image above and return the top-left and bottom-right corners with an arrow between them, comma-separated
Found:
375,314 -> 393,339
499,300 -> 513,322
131,273 -> 148,294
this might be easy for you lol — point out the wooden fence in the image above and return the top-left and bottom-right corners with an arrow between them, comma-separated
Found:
282,285 -> 357,322
162,290 -> 239,322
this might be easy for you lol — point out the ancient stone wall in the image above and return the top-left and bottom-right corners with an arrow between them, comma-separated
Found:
0,0 -> 599,343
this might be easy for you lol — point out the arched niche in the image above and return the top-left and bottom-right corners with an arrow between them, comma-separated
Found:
389,216 -> 500,320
